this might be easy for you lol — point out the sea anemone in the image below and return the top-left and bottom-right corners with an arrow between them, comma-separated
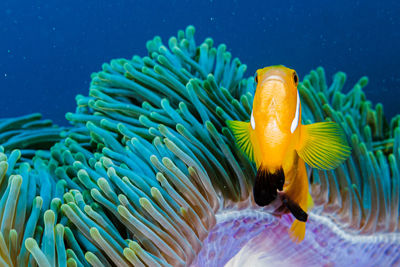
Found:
0,25 -> 399,266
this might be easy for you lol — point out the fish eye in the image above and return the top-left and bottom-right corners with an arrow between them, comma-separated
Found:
293,72 -> 298,85
254,73 -> 258,84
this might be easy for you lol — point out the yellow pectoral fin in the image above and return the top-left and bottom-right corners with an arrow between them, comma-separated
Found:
226,120 -> 260,166
296,122 -> 351,170
307,193 -> 314,210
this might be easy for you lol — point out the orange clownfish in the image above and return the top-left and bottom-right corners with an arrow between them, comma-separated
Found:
227,65 -> 351,242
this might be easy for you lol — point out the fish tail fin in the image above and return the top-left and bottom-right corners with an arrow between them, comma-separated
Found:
297,122 -> 351,170
284,157 -> 309,243
289,220 -> 306,243
226,120 -> 261,166
253,167 -> 285,206
287,192 -> 312,243
283,157 -> 309,220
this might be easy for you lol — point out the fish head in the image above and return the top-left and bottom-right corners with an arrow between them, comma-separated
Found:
252,65 -> 301,135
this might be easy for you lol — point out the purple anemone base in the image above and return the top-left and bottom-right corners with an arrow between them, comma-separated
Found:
191,210 -> 400,267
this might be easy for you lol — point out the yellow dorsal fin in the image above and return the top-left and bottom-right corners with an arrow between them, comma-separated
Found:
226,120 -> 260,166
297,122 -> 351,170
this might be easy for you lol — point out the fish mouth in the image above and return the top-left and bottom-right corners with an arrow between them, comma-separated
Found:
265,75 -> 285,83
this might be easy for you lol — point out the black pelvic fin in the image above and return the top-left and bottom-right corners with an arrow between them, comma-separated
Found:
253,167 -> 285,207
282,197 -> 308,222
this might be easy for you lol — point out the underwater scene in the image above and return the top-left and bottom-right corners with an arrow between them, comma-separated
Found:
1,1 -> 400,266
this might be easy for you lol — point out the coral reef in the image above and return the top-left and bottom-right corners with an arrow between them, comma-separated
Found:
0,25 -> 399,266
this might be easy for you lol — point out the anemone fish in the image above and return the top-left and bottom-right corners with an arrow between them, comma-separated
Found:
227,65 -> 351,242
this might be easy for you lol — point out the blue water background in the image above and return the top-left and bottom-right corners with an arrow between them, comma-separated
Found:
1,1 -> 399,126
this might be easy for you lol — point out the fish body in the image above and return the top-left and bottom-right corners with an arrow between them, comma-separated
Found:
227,65 -> 351,242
